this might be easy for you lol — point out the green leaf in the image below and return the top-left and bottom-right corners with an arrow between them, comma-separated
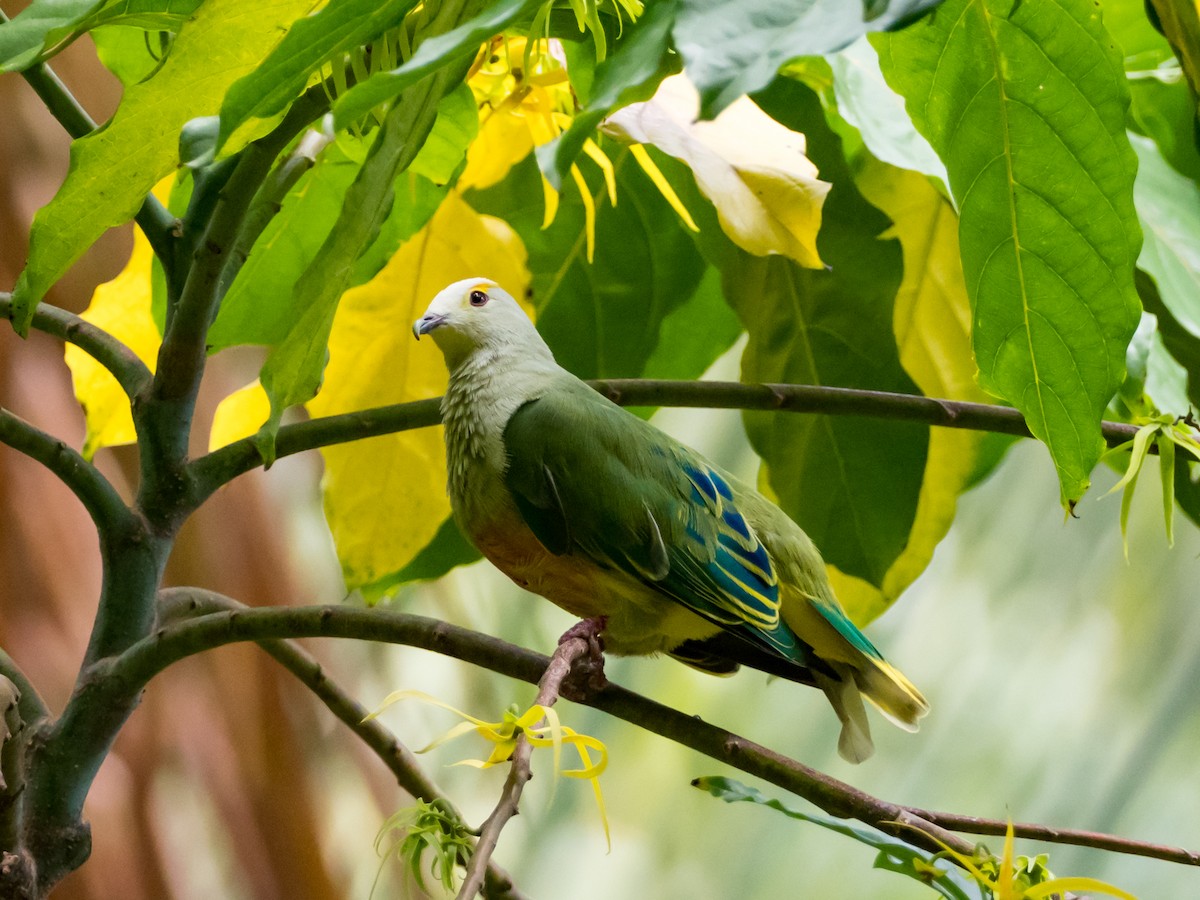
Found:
692,777 -> 980,900
216,0 -> 421,152
331,0 -> 541,131
0,0 -> 100,72
1132,133 -> 1200,340
1137,270 -> 1200,411
0,0 -> 198,73
537,0 -> 681,190
366,517 -> 482,601
826,37 -> 946,185
721,79 -> 928,588
672,0 -> 945,119
208,141 -> 365,351
8,0 -> 314,335
467,148 -> 711,381
640,266 -> 742,384
875,0 -> 1143,505
91,24 -> 171,87
408,81 -> 479,185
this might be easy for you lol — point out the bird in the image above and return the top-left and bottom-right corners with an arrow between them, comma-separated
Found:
413,277 -> 928,762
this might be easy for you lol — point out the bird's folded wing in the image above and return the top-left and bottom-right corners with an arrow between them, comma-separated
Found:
502,384 -> 813,666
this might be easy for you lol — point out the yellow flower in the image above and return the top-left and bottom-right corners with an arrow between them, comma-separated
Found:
460,33 -> 696,262
369,689 -> 611,847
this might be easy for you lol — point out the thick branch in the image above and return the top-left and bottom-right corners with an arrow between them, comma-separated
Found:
155,589 -> 526,900
106,602 -> 1200,868
187,381 -> 1149,505
0,407 -> 129,530
0,292 -> 153,398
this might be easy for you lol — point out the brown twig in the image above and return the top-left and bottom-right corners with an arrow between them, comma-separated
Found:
457,630 -> 593,899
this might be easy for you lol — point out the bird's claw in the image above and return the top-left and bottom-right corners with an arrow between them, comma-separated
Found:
558,616 -> 608,700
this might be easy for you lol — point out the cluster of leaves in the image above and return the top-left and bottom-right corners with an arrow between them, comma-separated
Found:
9,0 -> 1198,631
694,777 -> 1136,900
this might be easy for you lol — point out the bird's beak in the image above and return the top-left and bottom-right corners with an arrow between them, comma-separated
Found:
412,313 -> 447,340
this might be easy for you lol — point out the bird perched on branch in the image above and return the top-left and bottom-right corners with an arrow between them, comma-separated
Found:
413,277 -> 928,762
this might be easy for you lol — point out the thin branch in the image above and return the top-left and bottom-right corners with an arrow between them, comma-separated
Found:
105,601 -> 1200,869
218,124 -> 336,297
2,12 -> 177,264
0,407 -> 129,530
188,398 -> 441,502
0,648 -> 49,728
186,380 -> 1149,505
0,292 -> 153,399
459,632 -> 591,899
155,589 -> 527,900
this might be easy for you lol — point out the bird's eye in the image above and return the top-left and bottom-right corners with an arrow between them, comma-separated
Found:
469,289 -> 489,307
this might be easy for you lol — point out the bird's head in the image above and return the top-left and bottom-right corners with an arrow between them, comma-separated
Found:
413,278 -> 543,370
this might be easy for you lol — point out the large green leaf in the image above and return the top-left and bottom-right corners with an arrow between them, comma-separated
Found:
669,78 -> 928,589
208,142 -> 366,351
537,0 -> 681,189
672,0 -> 944,119
216,0 -> 421,152
0,0 -> 198,72
1131,133 -> 1200,341
467,149 -> 712,381
875,0 -> 1143,505
8,0 -> 313,335
827,37 -> 946,185
331,0 -> 539,130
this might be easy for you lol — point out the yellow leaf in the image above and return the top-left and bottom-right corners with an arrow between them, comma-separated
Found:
604,74 -> 830,268
832,162 -> 987,623
209,380 -> 271,452
64,179 -> 171,460
459,106 -> 535,193
306,192 -> 531,591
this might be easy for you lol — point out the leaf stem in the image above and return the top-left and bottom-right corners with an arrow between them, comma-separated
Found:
106,601 -> 1200,869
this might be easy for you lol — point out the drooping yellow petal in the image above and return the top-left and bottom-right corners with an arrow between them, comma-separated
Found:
829,162 -> 987,624
628,143 -> 698,232
208,379 -> 271,451
64,178 -> 171,460
306,192 -> 531,592
583,138 -> 618,205
569,163 -> 597,262
605,75 -> 828,266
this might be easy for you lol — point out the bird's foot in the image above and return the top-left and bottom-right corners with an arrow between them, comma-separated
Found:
557,616 -> 608,700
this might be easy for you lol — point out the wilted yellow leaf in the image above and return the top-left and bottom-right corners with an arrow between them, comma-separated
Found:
209,379 -> 271,452
64,180 -> 170,460
307,192 -> 531,591
832,162 -> 986,623
604,75 -> 830,268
